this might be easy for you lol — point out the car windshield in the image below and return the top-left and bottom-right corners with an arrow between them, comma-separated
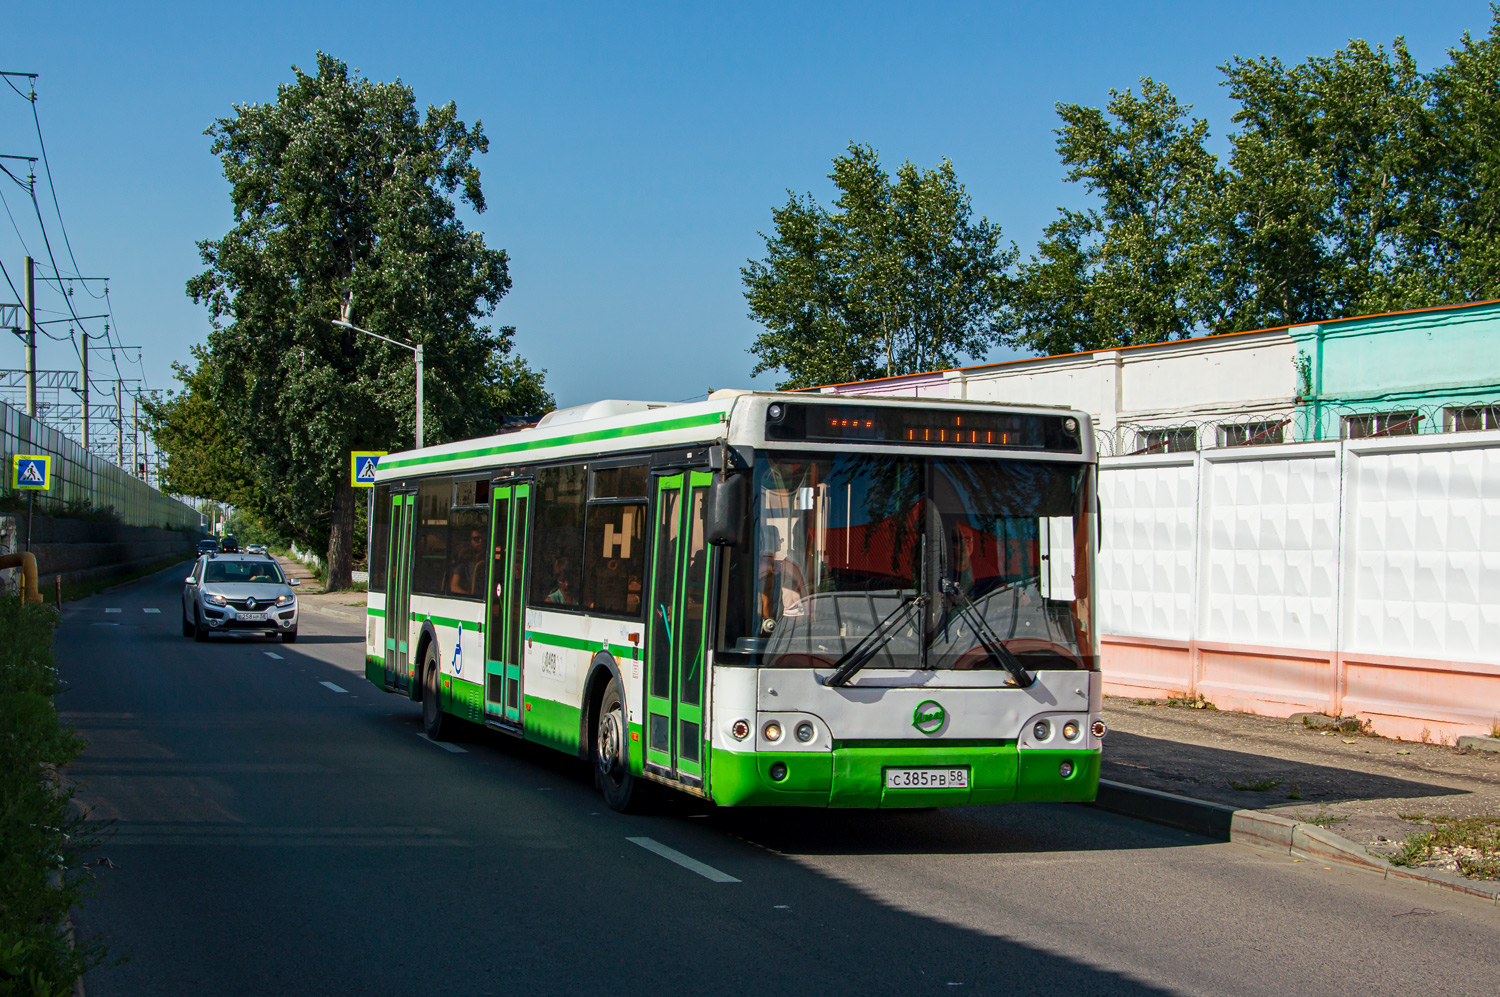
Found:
203,560 -> 284,584
720,452 -> 1096,672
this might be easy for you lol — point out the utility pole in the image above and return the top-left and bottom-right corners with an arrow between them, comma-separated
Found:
131,394 -> 139,477
80,330 -> 89,448
24,256 -> 35,417
115,380 -> 123,466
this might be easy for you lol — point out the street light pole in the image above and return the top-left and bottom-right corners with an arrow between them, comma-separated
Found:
332,319 -> 423,450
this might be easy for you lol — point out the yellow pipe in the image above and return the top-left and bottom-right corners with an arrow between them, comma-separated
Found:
0,551 -> 43,604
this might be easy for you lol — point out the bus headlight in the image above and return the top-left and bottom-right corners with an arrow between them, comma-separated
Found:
731,719 -> 750,741
794,721 -> 815,743
1032,719 -> 1051,742
1092,719 -> 1108,738
762,720 -> 783,743
1062,720 -> 1080,741
1059,760 -> 1075,778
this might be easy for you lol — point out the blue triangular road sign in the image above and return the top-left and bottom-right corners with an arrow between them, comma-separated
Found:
19,461 -> 43,484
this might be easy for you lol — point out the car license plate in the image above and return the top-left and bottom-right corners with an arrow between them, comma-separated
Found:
884,767 -> 969,789
238,612 -> 267,622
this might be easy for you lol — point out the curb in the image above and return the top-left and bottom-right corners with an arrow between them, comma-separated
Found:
1090,779 -> 1500,905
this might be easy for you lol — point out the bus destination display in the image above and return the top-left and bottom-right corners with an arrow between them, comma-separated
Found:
765,402 -> 1081,452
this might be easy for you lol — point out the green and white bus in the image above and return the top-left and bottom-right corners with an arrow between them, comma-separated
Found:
365,391 -> 1104,811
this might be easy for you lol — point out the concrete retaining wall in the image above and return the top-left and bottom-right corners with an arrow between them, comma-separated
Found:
0,512 -> 199,594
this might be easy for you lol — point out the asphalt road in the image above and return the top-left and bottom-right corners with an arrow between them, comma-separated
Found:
60,564 -> 1500,996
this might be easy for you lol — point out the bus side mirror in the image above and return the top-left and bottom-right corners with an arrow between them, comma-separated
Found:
707,473 -> 747,547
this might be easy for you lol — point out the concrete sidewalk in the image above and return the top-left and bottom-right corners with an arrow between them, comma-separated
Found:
1099,695 -> 1500,892
275,555 -> 367,623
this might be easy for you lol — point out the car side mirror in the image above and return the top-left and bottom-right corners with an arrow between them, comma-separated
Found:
184,577 -> 196,585
289,578 -> 301,587
706,472 -> 747,547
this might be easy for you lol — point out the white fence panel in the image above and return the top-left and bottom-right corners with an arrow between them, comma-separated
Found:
1098,456 -> 1197,640
1098,430 -> 1500,738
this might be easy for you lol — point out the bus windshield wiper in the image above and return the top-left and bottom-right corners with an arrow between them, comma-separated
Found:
824,593 -> 925,688
939,579 -> 1035,688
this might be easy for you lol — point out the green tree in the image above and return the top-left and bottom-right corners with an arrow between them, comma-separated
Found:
745,143 -> 1014,388
1403,6 -> 1500,304
142,351 -> 259,512
1009,80 -> 1225,355
1218,39 -> 1431,325
187,53 -> 547,589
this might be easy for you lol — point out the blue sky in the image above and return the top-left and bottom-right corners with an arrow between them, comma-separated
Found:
3,1 -> 1495,409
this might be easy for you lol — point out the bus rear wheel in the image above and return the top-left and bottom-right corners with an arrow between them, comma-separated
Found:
595,678 -> 639,812
421,647 -> 451,741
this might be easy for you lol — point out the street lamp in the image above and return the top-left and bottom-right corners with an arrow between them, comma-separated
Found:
332,319 -> 424,450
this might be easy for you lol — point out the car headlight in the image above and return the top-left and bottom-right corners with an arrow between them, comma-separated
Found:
275,594 -> 295,607
205,592 -> 227,606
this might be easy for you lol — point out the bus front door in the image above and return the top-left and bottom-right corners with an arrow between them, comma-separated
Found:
384,492 -> 416,694
644,471 -> 713,787
485,482 -> 530,727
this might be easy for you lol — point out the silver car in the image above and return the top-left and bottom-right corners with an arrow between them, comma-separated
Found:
182,553 -> 301,643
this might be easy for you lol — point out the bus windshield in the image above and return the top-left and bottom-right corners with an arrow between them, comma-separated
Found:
720,452 -> 1096,673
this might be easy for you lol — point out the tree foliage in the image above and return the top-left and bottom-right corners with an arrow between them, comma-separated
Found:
142,351 -> 258,511
750,8 -> 1500,374
184,53 -> 550,588
1010,80 -> 1224,355
745,143 -> 1015,388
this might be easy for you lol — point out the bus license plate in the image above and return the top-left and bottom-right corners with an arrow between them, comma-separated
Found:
238,612 -> 267,622
884,767 -> 968,789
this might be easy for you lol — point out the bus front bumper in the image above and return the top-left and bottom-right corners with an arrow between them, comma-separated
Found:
708,743 -> 1101,808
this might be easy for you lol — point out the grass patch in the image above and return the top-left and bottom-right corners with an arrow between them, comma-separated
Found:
1388,816 -> 1500,880
0,600 -> 106,993
1228,777 -> 1282,792
59,554 -> 195,604
1165,694 -> 1217,710
1297,809 -> 1349,827
1286,782 -> 1303,800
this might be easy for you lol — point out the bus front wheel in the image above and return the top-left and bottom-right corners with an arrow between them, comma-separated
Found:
595,679 -> 639,812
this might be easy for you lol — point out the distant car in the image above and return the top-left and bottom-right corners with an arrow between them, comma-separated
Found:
182,553 -> 300,643
244,543 -> 267,555
196,539 -> 220,555
219,535 -> 241,553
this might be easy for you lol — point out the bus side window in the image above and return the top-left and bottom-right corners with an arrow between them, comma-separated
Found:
411,478 -> 452,595
529,464 -> 586,608
369,485 -> 390,592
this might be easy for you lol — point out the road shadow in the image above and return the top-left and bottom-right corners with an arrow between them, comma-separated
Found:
418,716 -> 1207,858
290,634 -> 363,644
1101,730 -> 1467,808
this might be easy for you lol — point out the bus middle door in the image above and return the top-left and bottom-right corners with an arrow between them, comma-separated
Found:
485,481 -> 530,727
644,470 -> 713,787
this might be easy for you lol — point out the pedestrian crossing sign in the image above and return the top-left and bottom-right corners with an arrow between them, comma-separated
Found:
350,451 -> 387,488
12,454 -> 50,491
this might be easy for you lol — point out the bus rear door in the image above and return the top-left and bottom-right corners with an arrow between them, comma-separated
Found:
384,491 -> 416,693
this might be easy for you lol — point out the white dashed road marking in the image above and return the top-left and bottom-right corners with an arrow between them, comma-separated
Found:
627,837 -> 741,883
264,652 -> 283,660
105,608 -> 121,614
142,608 -> 160,614
319,681 -> 347,693
416,733 -> 467,753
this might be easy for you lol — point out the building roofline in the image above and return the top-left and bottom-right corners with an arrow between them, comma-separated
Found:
801,297 -> 1500,392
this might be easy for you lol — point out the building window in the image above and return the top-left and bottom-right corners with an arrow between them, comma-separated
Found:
1138,427 -> 1198,454
1343,411 -> 1420,439
1219,420 -> 1286,447
1444,405 -> 1500,432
